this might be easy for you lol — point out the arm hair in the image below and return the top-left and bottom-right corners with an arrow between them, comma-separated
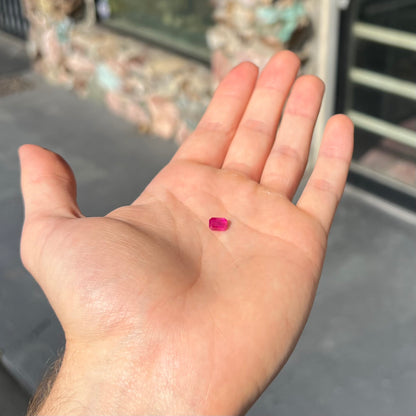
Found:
27,354 -> 63,416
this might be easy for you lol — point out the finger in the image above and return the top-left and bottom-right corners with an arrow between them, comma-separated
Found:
261,75 -> 325,198
173,62 -> 259,167
19,144 -> 82,221
297,115 -> 354,233
222,51 -> 300,180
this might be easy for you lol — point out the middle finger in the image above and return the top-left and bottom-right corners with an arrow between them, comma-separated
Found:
222,51 -> 300,180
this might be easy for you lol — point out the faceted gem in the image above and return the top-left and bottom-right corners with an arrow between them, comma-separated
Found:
209,217 -> 228,231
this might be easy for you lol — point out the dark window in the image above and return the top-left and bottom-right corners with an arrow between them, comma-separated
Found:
100,0 -> 214,62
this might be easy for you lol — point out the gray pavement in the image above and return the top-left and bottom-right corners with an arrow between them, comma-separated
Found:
1,32 -> 416,416
0,364 -> 29,416
0,67 -> 177,393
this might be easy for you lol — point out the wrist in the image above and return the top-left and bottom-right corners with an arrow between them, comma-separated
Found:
36,338 -> 247,416
35,341 -> 201,415
37,341 -> 140,415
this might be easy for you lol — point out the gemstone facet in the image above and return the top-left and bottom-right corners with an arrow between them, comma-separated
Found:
209,217 -> 228,231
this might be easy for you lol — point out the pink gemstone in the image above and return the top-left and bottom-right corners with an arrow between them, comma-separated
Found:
209,217 -> 228,231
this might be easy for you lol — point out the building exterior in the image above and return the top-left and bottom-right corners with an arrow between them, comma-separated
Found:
11,0 -> 416,200
21,0 -> 318,143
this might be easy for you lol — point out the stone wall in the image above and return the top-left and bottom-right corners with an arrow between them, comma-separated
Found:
23,0 -> 312,142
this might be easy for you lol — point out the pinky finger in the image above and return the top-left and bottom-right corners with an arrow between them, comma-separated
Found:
297,115 -> 354,234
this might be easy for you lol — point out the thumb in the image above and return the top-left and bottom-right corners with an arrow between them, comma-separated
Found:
19,144 -> 82,221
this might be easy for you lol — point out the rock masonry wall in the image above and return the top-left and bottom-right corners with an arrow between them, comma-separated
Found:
23,0 -> 312,142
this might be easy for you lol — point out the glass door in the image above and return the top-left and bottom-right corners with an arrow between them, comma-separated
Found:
337,0 -> 416,206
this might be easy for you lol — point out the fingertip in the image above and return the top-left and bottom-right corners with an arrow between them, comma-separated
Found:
230,61 -> 259,80
18,145 -> 36,169
257,50 -> 300,91
282,75 -> 325,121
19,143 -> 40,153
18,144 -> 52,161
296,75 -> 325,94
238,60 -> 259,71
215,60 -> 259,95
328,114 -> 354,132
18,144 -> 32,160
19,145 -> 80,220
325,114 -> 355,154
274,50 -> 301,67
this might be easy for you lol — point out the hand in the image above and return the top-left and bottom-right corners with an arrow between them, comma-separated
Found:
20,51 -> 353,415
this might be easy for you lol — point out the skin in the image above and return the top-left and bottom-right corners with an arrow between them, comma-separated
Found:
19,51 -> 354,415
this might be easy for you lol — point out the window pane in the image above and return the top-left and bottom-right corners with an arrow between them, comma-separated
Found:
358,0 -> 416,32
351,85 -> 416,124
106,0 -> 214,60
355,40 -> 416,83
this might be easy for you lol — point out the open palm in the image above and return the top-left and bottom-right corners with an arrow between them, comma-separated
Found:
20,51 -> 353,415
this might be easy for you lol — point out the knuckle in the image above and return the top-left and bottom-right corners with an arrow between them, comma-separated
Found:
309,177 -> 340,202
240,118 -> 272,136
197,120 -> 235,138
272,144 -> 302,162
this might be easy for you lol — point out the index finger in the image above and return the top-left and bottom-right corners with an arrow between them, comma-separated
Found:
173,62 -> 258,167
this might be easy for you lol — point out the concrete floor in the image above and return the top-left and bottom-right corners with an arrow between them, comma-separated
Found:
0,365 -> 30,416
1,33 -> 416,416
